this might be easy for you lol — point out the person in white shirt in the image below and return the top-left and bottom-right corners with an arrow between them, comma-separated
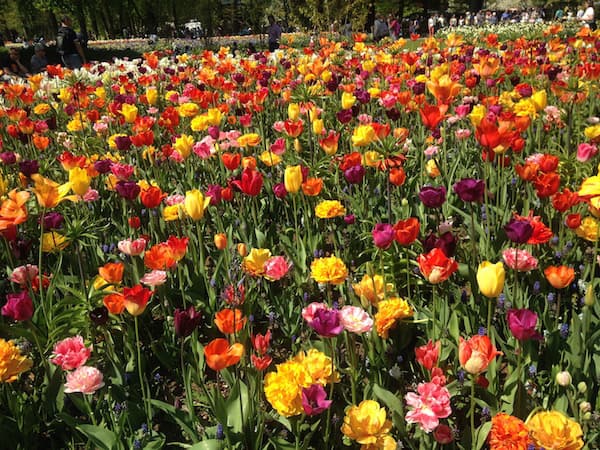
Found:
580,1 -> 595,29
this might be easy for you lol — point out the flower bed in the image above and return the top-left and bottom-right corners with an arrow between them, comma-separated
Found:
0,23 -> 599,450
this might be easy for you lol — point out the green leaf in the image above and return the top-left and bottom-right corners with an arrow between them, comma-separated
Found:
143,435 -> 166,450
372,384 -> 403,416
474,421 -> 492,450
187,440 -> 225,450
225,380 -> 250,435
149,399 -> 198,442
76,424 -> 118,450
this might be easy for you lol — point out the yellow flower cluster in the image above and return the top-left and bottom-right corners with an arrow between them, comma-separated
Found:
310,255 -> 348,285
375,297 -> 414,338
0,339 -> 32,383
264,349 -> 338,417
527,410 -> 583,450
341,400 -> 395,450
352,274 -> 395,307
315,200 -> 346,219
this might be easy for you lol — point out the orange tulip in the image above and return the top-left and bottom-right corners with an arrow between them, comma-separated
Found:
301,178 -> 323,196
98,262 -> 125,285
140,185 -> 166,209
144,243 -> 177,270
31,174 -> 77,208
459,335 -> 502,374
544,266 -> 575,289
204,338 -> 244,371
0,190 -> 30,231
103,293 -> 125,314
417,248 -> 458,284
214,233 -> 227,250
214,308 -> 246,334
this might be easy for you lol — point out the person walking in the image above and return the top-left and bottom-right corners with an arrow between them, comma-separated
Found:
56,15 -> 86,69
266,15 -> 282,52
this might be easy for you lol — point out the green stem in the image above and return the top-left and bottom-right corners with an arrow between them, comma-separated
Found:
181,340 -> 195,423
134,316 -> 152,426
470,377 -> 476,449
83,393 -> 98,426
323,338 -> 336,446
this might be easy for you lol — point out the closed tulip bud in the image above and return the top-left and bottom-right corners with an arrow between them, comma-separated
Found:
237,243 -> 247,257
214,233 -> 227,250
577,381 -> 587,394
184,189 -> 210,221
579,402 -> 591,414
556,370 -> 572,387
284,165 -> 303,194
476,261 -> 505,298
312,118 -> 324,135
294,138 -> 302,153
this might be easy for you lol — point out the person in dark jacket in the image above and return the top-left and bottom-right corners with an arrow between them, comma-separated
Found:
56,15 -> 86,69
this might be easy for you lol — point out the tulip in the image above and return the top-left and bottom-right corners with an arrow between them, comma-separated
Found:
419,185 -> 447,208
2,291 -> 34,321
69,167 -> 91,196
302,384 -> 333,416
214,233 -> 227,250
476,261 -> 505,298
123,285 -> 152,316
506,309 -> 542,341
555,371 -> 571,387
204,338 -> 244,371
458,335 -> 502,374
174,306 -> 202,338
372,223 -> 395,249
544,265 -> 575,289
453,178 -> 485,203
504,219 -> 533,244
184,189 -> 210,221
284,165 -> 303,194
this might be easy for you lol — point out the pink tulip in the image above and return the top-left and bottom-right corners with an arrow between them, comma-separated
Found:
51,336 -> 92,371
64,366 -> 105,394
339,306 -> 373,334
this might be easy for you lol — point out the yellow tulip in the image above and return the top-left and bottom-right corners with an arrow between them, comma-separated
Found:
341,92 -> 356,110
69,167 -> 91,196
178,102 -> 199,117
206,108 -> 222,126
41,232 -> 69,252
190,115 -> 209,132
351,125 -> 376,147
120,104 -> 138,123
312,118 -> 324,135
284,165 -> 303,194
469,104 -> 486,127
162,205 -> 181,221
31,174 -> 77,209
287,103 -> 300,121
184,189 -> 211,221
476,261 -> 505,298
145,88 -> 158,106
237,133 -> 261,147
531,90 -> 547,111
174,134 -> 195,159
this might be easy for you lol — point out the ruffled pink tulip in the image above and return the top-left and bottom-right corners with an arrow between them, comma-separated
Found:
502,248 -> 538,272
51,336 -> 92,371
338,306 -> 373,334
64,366 -> 105,394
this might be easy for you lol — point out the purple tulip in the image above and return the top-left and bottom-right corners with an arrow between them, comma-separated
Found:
2,291 -> 33,321
18,160 -> 39,177
336,108 -> 353,124
302,384 -> 333,416
504,219 -> 533,244
344,214 -> 356,225
419,186 -> 447,208
93,159 -> 113,174
208,126 -> 220,140
89,306 -> 109,326
423,231 -> 456,257
507,309 -> 542,341
354,89 -> 371,104
114,135 -> 132,151
372,223 -> 395,250
174,306 -> 202,338
0,152 -> 17,165
453,178 -> 485,203
344,165 -> 365,184
272,182 -> 288,199
307,308 -> 343,337
42,212 -> 64,230
115,180 -> 141,200
206,185 -> 222,206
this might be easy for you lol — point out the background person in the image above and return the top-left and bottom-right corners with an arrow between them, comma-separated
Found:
266,15 -> 282,52
30,43 -> 48,73
56,15 -> 86,69
1,47 -> 30,78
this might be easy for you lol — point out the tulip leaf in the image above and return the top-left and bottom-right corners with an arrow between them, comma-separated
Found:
473,421 -> 492,450
149,399 -> 198,441
372,384 -> 403,416
225,380 -> 250,435
76,424 -> 118,450
187,440 -> 225,450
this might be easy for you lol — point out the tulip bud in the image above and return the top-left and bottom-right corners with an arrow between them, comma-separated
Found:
579,401 -> 591,414
294,138 -> 302,153
582,412 -> 592,421
584,286 -> 595,306
237,243 -> 247,257
556,370 -> 572,387
214,233 -> 227,250
284,165 -> 303,194
577,381 -> 587,394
